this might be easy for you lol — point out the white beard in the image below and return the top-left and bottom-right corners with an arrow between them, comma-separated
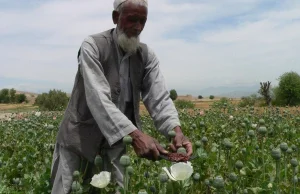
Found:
117,29 -> 140,54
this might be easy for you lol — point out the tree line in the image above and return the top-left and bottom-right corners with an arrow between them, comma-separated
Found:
241,71 -> 300,107
0,88 -> 27,104
3,71 -> 298,111
169,71 -> 300,107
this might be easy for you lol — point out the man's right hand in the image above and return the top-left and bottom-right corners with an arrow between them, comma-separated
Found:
129,130 -> 168,161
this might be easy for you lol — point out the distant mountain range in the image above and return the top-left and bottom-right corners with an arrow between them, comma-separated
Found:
2,85 -> 260,99
178,85 -> 260,98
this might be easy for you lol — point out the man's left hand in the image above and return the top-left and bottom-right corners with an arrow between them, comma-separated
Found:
169,126 -> 193,157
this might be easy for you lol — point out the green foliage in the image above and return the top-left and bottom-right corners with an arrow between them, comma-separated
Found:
273,71 -> 300,106
2,105 -> 300,193
0,88 -> 27,104
239,94 -> 259,107
34,89 -> 69,111
174,99 -> 195,109
9,88 -> 16,103
211,97 -> 235,113
0,89 -> 10,103
258,81 -> 272,106
15,94 -> 27,103
209,95 -> 214,100
169,89 -> 178,101
198,95 -> 203,99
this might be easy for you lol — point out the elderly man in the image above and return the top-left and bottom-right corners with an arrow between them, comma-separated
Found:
50,0 -> 192,193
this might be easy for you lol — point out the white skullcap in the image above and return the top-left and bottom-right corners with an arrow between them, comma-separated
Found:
113,0 -> 148,10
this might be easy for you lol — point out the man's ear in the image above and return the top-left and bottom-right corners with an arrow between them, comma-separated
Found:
112,10 -> 120,24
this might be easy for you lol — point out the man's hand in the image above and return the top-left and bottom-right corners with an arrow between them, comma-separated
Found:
129,130 -> 168,161
169,126 -> 193,156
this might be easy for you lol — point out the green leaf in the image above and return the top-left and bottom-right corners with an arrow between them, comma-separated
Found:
197,148 -> 208,159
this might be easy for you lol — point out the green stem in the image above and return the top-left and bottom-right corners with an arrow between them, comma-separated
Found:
276,160 -> 280,194
293,168 -> 296,194
218,140 -> 221,174
171,181 -> 174,194
179,181 -> 185,194
262,142 -> 265,182
83,161 -> 89,179
284,154 -> 287,183
228,150 -> 231,172
123,167 -> 128,194
162,183 -> 167,194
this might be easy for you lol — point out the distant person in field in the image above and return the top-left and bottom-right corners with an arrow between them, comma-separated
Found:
50,0 -> 192,193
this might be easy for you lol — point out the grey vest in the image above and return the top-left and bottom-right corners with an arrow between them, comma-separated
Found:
56,29 -> 148,162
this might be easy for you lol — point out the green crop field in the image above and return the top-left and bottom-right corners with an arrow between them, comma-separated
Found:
1,102 -> 300,194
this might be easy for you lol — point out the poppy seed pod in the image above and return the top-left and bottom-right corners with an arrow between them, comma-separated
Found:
159,172 -> 169,183
200,121 -> 205,127
259,119 -> 265,125
213,176 -> 225,190
271,148 -> 281,160
280,142 -> 288,152
71,181 -> 81,192
138,190 -> 148,194
291,159 -> 298,168
204,179 -> 210,186
177,147 -> 187,155
241,148 -> 247,154
73,171 -> 80,179
201,136 -> 208,144
149,186 -> 156,193
168,131 -> 176,138
287,148 -> 293,154
258,126 -> 267,135
94,155 -> 102,167
127,166 -> 134,175
120,155 -> 131,167
248,130 -> 255,137
235,160 -> 244,170
13,178 -> 20,185
17,163 -> 23,169
223,138 -> 233,149
193,173 -> 200,181
229,172 -> 238,182
144,160 -> 151,167
195,141 -> 202,148
123,135 -> 132,145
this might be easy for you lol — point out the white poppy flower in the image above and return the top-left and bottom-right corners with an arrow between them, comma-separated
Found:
251,124 -> 257,128
35,112 -> 41,117
90,171 -> 111,188
268,183 -> 273,188
162,162 -> 193,181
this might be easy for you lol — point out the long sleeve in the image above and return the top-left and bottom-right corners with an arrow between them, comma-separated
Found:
141,47 -> 181,137
79,37 -> 136,146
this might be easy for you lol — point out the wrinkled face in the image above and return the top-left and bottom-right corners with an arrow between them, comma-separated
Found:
114,2 -> 148,38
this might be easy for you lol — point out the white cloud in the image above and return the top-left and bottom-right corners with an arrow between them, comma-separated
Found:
1,0 -> 300,95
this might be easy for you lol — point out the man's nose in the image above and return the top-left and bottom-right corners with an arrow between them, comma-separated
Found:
134,22 -> 143,32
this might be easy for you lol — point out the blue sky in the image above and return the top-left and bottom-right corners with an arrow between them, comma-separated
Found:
1,0 -> 300,95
